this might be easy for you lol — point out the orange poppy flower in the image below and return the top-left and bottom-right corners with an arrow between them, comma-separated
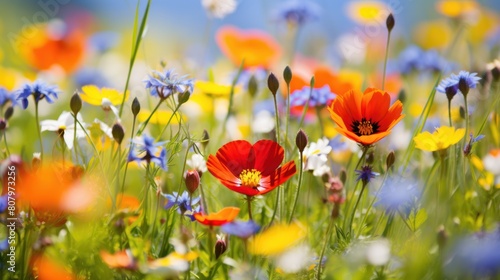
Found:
31,254 -> 76,280
100,250 -> 137,270
216,26 -> 281,69
288,62 -> 362,99
328,87 -> 404,146
193,207 -> 240,226
17,163 -> 94,225
19,24 -> 85,74
207,140 -> 296,196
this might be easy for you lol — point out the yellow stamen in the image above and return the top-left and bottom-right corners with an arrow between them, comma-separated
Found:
358,120 -> 373,135
239,169 -> 262,188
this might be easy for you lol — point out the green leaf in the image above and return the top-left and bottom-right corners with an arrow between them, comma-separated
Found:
407,209 -> 428,232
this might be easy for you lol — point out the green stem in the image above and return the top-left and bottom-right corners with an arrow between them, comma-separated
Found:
381,31 -> 392,91
272,93 -> 281,144
315,107 -> 324,135
349,183 -> 367,233
35,102 -> 43,160
118,0 -> 151,117
288,151 -> 304,222
156,98 -> 181,141
137,99 -> 164,136
284,80 -> 291,159
3,130 -> 10,157
463,95 -> 469,147
382,212 -> 395,237
247,195 -> 253,220
316,216 -> 334,280
119,115 -> 137,197
222,61 -> 244,138
447,99 -> 452,127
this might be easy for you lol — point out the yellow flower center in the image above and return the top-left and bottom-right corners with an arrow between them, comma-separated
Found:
239,169 -> 261,188
358,121 -> 373,135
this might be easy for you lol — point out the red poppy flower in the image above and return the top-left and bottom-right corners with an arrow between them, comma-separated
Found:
207,140 -> 296,196
328,87 -> 404,146
194,207 -> 240,226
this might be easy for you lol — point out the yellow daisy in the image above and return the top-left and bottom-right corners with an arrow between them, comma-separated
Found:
248,222 -> 306,256
80,85 -> 129,108
346,1 -> 389,24
436,0 -> 479,18
413,126 -> 465,151
137,110 -> 186,125
195,80 -> 240,97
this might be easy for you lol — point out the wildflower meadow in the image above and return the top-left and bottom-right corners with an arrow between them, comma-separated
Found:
1,0 -> 500,279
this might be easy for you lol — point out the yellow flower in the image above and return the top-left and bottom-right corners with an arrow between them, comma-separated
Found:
80,85 -> 129,107
346,1 -> 389,24
137,110 -> 186,125
413,126 -> 465,151
0,67 -> 24,91
436,0 -> 479,18
413,20 -> 452,50
248,222 -> 306,256
465,9 -> 498,43
195,81 -> 239,97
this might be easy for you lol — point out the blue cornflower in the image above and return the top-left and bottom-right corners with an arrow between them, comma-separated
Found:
128,134 -> 167,170
436,71 -> 481,99
397,45 -> 453,74
445,228 -> 500,277
221,220 -> 261,239
355,165 -> 379,185
143,69 -> 194,99
290,85 -> 335,108
0,88 -> 18,107
273,0 -> 320,25
89,32 -> 119,53
329,135 -> 350,153
163,191 -> 200,216
374,177 -> 421,214
16,80 -> 59,109
0,239 -> 8,251
73,68 -> 110,88
0,195 -> 7,213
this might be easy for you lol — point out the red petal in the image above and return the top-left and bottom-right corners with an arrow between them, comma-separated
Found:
252,140 -> 284,176
215,140 -> 254,176
258,161 -> 297,195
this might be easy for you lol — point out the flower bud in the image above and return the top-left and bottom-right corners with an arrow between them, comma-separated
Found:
437,225 -> 447,249
215,238 -> 227,260
178,90 -> 191,105
112,123 -> 125,145
32,153 -> 41,171
283,66 -> 292,85
248,75 -> 258,98
295,129 -> 308,153
4,106 -> 14,120
0,119 -> 6,130
339,168 -> 347,185
201,129 -> 209,150
459,106 -> 466,119
491,67 -> 500,82
185,169 -> 200,194
397,89 -> 406,104
70,92 -> 82,115
267,73 -> 279,96
386,13 -> 395,32
131,97 -> 141,117
458,77 -> 470,96
386,151 -> 395,171
366,152 -> 375,165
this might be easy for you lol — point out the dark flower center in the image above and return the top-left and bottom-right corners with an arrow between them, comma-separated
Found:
351,118 -> 379,136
